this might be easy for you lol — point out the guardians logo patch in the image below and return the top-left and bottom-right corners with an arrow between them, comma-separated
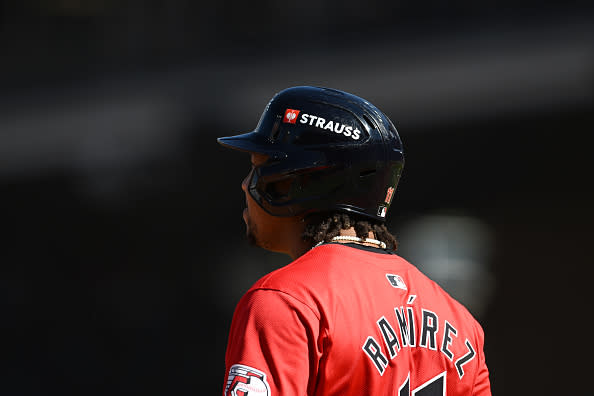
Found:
225,364 -> 270,396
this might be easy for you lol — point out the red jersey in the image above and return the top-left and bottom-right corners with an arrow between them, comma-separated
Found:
223,243 -> 491,396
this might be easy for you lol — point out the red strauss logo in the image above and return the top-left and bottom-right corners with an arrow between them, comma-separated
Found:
283,108 -> 300,124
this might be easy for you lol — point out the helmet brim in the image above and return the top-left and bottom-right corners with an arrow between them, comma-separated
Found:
217,131 -> 287,160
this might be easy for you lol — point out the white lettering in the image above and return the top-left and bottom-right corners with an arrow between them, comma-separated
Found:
292,111 -> 362,140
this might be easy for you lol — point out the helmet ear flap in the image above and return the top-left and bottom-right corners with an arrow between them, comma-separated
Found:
263,177 -> 294,201
257,165 -> 345,207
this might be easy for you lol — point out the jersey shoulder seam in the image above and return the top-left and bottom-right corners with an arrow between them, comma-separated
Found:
246,287 -> 322,321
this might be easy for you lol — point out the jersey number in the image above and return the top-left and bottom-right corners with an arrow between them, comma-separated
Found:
398,371 -> 445,396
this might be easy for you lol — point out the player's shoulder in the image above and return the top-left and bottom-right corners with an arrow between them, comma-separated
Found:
249,243 -> 340,291
250,243 -> 409,293
406,264 -> 485,333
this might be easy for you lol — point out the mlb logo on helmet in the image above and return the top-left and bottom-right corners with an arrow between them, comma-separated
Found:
377,205 -> 387,218
283,109 -> 300,124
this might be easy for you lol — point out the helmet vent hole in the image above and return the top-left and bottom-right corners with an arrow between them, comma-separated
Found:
360,169 -> 376,178
362,114 -> 377,130
269,117 -> 282,141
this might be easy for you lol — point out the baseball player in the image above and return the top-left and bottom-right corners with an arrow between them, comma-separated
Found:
217,86 -> 491,396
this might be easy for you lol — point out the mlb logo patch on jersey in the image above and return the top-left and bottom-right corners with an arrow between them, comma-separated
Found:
386,274 -> 407,290
225,364 -> 270,396
283,108 -> 300,124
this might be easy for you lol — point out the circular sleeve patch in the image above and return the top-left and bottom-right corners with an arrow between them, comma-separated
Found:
225,364 -> 271,396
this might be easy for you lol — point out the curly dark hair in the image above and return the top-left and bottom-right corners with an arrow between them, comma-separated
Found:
302,212 -> 398,250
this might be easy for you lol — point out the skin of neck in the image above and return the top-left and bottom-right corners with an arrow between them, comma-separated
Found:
283,217 -> 311,261
335,228 -> 379,246
288,226 -> 378,260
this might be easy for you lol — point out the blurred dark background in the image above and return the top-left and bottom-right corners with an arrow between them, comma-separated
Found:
1,1 -> 593,395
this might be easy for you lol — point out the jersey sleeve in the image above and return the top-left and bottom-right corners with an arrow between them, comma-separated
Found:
223,288 -> 325,396
472,324 -> 491,396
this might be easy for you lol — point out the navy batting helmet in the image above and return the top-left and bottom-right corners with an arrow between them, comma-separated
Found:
217,86 -> 404,222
